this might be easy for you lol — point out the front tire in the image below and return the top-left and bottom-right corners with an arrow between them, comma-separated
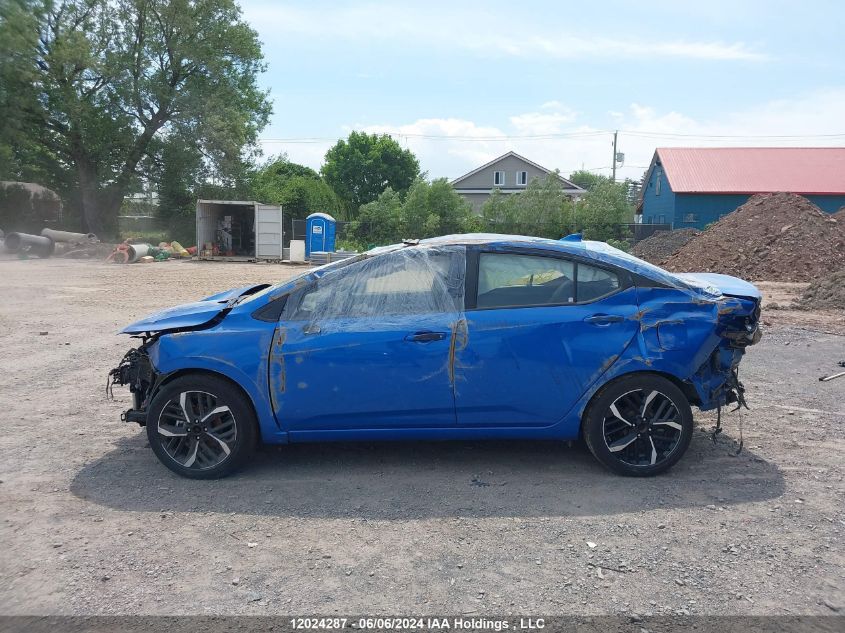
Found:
146,375 -> 258,479
583,374 -> 693,476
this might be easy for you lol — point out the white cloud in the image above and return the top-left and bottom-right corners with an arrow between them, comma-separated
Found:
540,101 -> 566,110
355,118 -> 509,177
372,90 -> 845,181
261,89 -> 845,183
243,3 -> 766,61
510,109 -> 578,135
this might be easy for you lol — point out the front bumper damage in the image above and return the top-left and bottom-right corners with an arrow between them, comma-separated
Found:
107,343 -> 158,426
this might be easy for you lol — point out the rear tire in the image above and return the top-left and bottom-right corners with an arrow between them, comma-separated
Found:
583,374 -> 693,476
146,375 -> 258,479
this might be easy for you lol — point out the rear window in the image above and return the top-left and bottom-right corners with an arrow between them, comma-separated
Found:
477,253 -> 619,309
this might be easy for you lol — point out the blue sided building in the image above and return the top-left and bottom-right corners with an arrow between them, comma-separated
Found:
639,147 -> 845,229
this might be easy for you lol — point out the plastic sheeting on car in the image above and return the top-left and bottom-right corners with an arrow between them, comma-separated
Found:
283,245 -> 467,331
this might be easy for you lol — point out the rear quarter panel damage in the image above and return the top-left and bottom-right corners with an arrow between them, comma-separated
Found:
580,286 -> 756,418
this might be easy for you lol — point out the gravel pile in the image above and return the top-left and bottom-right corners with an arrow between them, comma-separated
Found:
662,193 -> 845,282
631,228 -> 701,264
798,269 -> 845,311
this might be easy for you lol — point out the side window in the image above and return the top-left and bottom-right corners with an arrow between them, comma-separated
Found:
288,247 -> 465,321
576,263 -> 620,302
476,253 -> 622,308
477,253 -> 575,308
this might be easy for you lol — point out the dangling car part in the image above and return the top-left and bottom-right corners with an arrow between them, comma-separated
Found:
108,234 -> 761,479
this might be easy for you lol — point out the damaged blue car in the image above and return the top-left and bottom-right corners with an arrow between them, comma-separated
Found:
109,234 -> 761,479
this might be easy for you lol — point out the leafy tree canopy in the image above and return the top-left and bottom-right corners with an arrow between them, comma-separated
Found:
321,131 -> 420,218
481,174 -> 575,239
252,155 -> 340,222
574,179 -> 635,241
350,178 -> 478,247
568,169 -> 607,192
0,0 -> 270,235
480,173 -> 634,242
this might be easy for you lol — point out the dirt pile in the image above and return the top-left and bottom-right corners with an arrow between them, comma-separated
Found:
798,269 -> 845,311
631,228 -> 701,263
662,193 -> 845,282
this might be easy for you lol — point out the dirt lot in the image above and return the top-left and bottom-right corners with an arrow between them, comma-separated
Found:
1,258 -> 843,617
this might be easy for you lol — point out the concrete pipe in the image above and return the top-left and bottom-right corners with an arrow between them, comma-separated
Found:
41,228 -> 98,243
4,232 -> 55,258
126,243 -> 152,263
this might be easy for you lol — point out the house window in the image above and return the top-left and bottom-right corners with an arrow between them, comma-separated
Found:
655,169 -> 662,196
683,213 -> 699,223
493,171 -> 505,186
516,171 -> 528,186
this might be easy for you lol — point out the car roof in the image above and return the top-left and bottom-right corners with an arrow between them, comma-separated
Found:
310,233 -> 701,295
413,233 -> 692,288
417,232 -> 631,265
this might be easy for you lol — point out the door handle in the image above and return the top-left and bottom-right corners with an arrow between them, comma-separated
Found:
404,331 -> 448,343
303,323 -> 321,335
584,314 -> 624,325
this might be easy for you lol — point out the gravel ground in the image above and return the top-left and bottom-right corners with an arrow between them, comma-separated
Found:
0,258 -> 843,617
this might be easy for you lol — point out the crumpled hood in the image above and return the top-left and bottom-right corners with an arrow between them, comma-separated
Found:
121,284 -> 269,334
674,272 -> 761,300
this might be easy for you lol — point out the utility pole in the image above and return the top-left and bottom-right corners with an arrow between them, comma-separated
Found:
611,130 -> 618,182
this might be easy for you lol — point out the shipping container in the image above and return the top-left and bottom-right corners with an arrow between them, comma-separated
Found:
195,200 -> 283,260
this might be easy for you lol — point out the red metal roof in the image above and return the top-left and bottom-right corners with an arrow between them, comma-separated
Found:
655,147 -> 845,195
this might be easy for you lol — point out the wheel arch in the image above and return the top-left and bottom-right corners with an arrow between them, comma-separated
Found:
581,369 -> 698,433
153,369 -> 263,440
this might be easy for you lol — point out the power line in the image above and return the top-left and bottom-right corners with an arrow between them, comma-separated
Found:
258,131 -> 609,143
257,130 -> 845,144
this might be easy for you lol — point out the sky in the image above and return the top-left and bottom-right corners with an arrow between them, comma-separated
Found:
240,0 -> 845,182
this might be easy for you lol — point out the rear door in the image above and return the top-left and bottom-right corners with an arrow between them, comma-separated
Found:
454,248 -> 641,427
269,246 -> 466,432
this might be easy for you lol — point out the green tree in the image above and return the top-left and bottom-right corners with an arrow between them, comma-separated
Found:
255,156 -> 319,182
401,178 -> 478,239
480,174 -> 575,239
154,133 -> 204,223
252,156 -> 340,222
0,0 -> 270,235
321,131 -> 420,218
574,179 -> 634,241
352,187 -> 404,246
568,169 -> 606,192
351,179 -> 478,246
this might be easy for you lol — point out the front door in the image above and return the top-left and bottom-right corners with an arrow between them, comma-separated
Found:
454,250 -> 641,427
269,247 -> 466,432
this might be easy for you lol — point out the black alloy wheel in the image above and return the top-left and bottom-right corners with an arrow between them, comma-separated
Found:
583,374 -> 693,476
146,375 -> 257,479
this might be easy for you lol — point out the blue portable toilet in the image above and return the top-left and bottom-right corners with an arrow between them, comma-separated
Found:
305,212 -> 336,258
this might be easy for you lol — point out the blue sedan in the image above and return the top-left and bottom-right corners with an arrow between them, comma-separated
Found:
109,234 -> 761,478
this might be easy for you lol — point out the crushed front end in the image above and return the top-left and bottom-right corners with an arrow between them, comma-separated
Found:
107,341 -> 159,426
